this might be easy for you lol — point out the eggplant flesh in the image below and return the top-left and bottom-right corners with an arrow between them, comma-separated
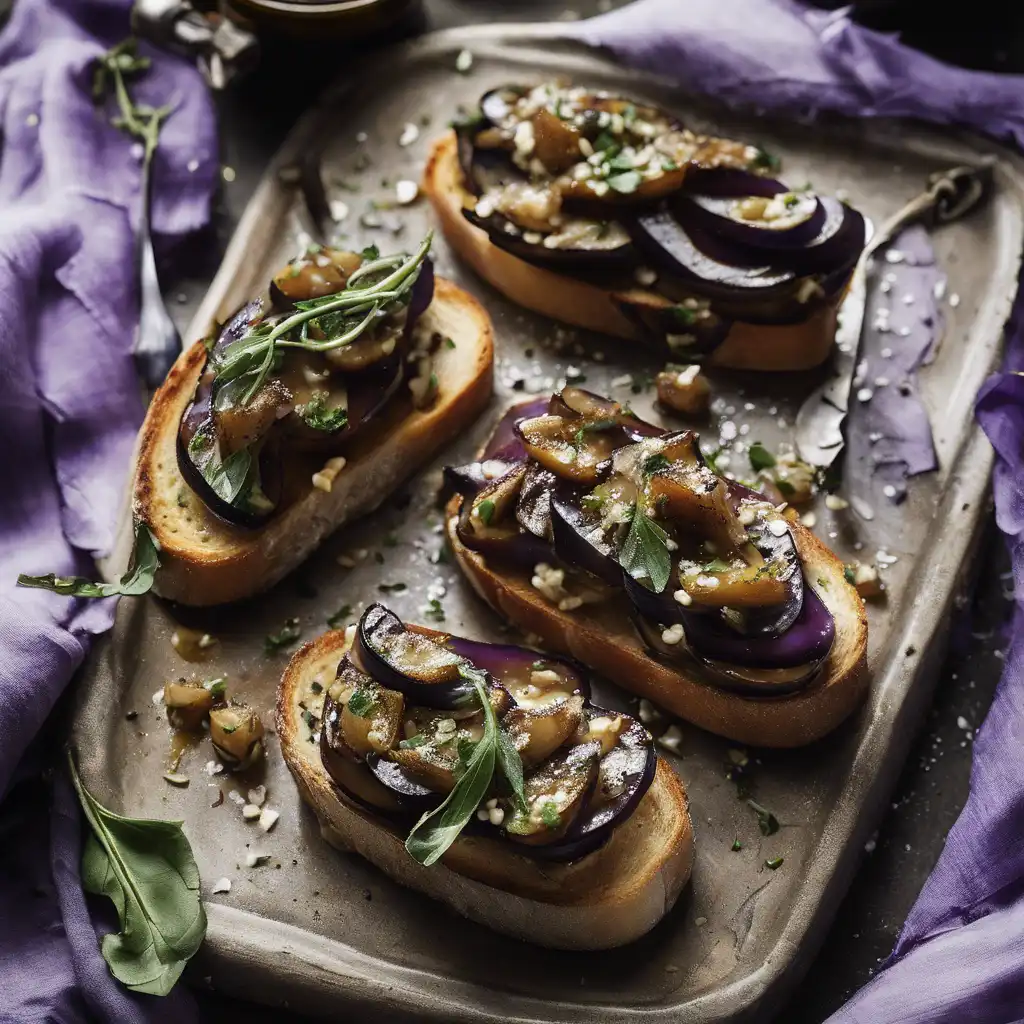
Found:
340,684 -> 404,757
504,695 -> 585,768
515,414 -> 621,485
516,462 -> 556,539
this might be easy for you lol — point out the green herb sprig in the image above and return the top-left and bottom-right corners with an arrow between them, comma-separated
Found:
265,618 -> 302,653
68,752 -> 206,995
405,664 -> 525,866
216,234 -> 432,407
18,522 -> 160,599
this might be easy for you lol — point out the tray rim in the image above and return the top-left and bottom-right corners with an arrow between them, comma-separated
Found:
102,22 -> 1024,1024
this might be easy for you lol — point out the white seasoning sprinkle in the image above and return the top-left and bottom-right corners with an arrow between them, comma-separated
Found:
187,158 -> 200,173
767,519 -> 789,538
857,387 -> 873,403
395,180 -> 419,205
329,199 -> 349,221
221,165 -> 236,183
634,266 -> 658,287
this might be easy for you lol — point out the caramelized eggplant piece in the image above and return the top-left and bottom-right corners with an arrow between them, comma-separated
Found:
163,679 -> 215,731
676,559 -> 789,608
390,743 -> 460,794
340,682 -> 404,757
504,741 -> 601,845
365,753 -> 440,813
213,378 -> 292,457
270,247 -> 363,306
356,605 -> 471,709
209,704 -> 265,771
504,694 -> 585,768
515,414 -> 621,484
530,107 -> 583,174
324,328 -> 402,373
320,694 -> 406,815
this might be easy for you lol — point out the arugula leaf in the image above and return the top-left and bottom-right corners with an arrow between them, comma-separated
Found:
748,442 -> 777,472
405,664 -> 525,865
68,752 -> 206,995
18,522 -> 160,599
300,392 -> 349,432
619,505 -> 671,593
264,618 -> 301,653
607,170 -> 642,194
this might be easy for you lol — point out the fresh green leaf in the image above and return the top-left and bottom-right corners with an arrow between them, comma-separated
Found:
360,243 -> 380,261
404,664 -> 524,865
765,856 -> 784,870
299,392 -> 348,432
747,799 -> 779,836
327,603 -> 353,629
540,801 -> 562,829
346,688 -> 377,718
731,839 -> 743,852
776,479 -> 796,498
496,724 -> 527,813
18,522 -> 160,600
607,170 -> 642,194
748,442 -> 776,472
68,752 -> 206,995
476,499 -> 496,525
444,336 -> 456,349
203,678 -> 227,700
264,618 -> 301,653
619,504 -> 671,594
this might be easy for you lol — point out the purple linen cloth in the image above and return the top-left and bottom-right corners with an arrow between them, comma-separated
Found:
575,1 -> 1024,1020
0,0 -> 215,1021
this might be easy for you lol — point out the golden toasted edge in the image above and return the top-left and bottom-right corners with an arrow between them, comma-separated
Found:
423,131 -> 844,372
446,492 -> 869,749
276,629 -> 694,949
133,278 -> 494,606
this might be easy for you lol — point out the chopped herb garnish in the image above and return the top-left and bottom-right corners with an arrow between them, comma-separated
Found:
301,709 -> 318,731
360,243 -> 380,261
750,146 -> 781,172
540,801 -> 562,829
844,565 -> 856,585
765,856 -> 785,870
702,557 -> 732,573
264,618 -> 301,654
378,582 -> 407,593
299,392 -> 348,432
424,598 -> 445,622
619,503 -> 671,594
776,479 -> 796,497
817,576 -> 829,589
399,733 -> 428,749
703,446 -> 724,474
748,442 -> 776,472
592,130 -> 618,153
310,681 -> 323,695
581,493 -> 605,512
327,604 -> 353,628
204,678 -> 227,700
444,336 -> 456,349
572,418 -> 618,451
731,839 -> 743,852
748,799 -> 779,836
642,453 -> 670,478
476,499 -> 496,525
667,305 -> 696,328
346,688 -> 376,718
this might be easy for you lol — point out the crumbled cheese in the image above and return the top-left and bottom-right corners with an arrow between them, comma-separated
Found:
329,199 -> 349,222
247,785 -> 267,808
258,807 -> 280,832
513,119 -> 535,157
637,699 -> 664,726
673,589 -> 693,607
850,562 -> 884,599
767,519 -> 789,538
476,809 -> 489,821
398,122 -> 419,147
343,624 -> 357,648
312,456 -> 346,493
825,494 -> 849,511
152,688 -> 165,705
395,180 -> 419,205
661,623 -> 685,645
474,195 -> 496,218
455,49 -> 473,73
481,459 -> 507,480
675,364 -> 701,387
211,878 -> 232,894
800,511 -> 817,528
695,575 -> 719,589
531,562 -> 566,604
558,595 -> 584,611
244,852 -> 271,868
657,725 -> 683,753
634,266 -> 658,287
610,373 -> 633,389
228,790 -> 246,807
206,760 -> 224,776
488,807 -> 505,826
949,292 -> 961,308
242,803 -> 262,820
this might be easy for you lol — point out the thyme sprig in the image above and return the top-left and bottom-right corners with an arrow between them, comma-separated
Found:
215,233 -> 432,407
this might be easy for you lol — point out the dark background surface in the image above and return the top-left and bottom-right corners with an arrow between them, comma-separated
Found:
180,1 -> 1022,1021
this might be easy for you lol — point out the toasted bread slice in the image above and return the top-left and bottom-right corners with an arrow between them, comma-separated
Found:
277,629 -> 695,950
446,494 -> 868,749
423,131 -> 845,372
133,279 -> 492,606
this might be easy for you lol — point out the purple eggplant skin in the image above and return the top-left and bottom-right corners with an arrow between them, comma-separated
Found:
550,491 -> 622,586
516,462 -> 557,539
739,514 -> 804,637
463,207 -> 638,273
679,192 -> 827,251
519,709 -> 656,863
486,397 -> 550,459
680,166 -> 787,199
356,604 -> 478,710
365,753 -> 443,815
443,634 -> 591,702
407,257 -> 435,323
610,291 -> 732,358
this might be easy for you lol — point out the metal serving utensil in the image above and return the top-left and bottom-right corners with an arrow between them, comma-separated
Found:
794,161 -> 994,468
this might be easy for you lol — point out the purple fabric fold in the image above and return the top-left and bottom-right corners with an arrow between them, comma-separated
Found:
0,0 -> 215,1021
576,0 -> 1024,1020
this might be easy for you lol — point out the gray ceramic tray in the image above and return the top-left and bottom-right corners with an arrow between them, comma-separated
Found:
71,24 -> 1024,1024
